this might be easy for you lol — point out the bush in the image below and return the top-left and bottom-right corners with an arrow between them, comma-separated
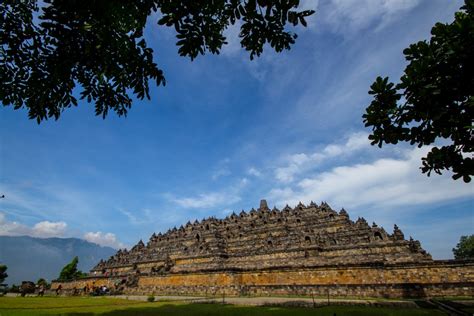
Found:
20,281 -> 35,297
147,295 -> 155,302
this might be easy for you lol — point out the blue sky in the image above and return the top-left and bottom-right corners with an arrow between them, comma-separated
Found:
0,0 -> 472,259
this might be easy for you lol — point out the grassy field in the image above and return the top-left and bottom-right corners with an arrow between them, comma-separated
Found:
0,296 -> 448,316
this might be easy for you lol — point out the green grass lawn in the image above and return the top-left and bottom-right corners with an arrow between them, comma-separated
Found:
0,296 -> 447,316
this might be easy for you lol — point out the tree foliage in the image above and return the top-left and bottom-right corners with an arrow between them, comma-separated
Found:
37,278 -> 50,289
453,235 -> 474,260
363,0 -> 473,182
0,265 -> 7,283
0,0 -> 314,122
58,256 -> 87,281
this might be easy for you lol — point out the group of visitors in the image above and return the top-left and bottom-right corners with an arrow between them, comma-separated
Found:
90,285 -> 110,296
68,284 -> 110,296
49,277 -> 129,297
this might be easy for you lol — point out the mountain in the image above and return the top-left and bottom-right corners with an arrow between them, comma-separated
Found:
0,236 -> 116,285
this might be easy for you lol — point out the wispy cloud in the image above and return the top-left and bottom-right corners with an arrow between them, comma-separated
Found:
211,158 -> 232,180
247,167 -> 262,177
275,132 -> 369,183
269,146 -> 473,209
0,181 -> 102,225
168,191 -> 241,209
84,231 -> 126,249
321,0 -> 421,34
166,178 -> 248,209
118,208 -> 150,226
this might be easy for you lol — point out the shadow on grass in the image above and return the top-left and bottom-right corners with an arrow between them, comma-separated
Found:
63,304 -> 300,316
59,302 -> 448,316
413,300 -> 439,309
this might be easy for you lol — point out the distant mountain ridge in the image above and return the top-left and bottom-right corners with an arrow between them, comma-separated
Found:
0,236 -> 116,285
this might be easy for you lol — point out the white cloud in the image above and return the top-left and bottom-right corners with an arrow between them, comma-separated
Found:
0,213 -> 126,249
32,221 -> 67,238
275,132 -> 369,183
275,155 -> 310,183
322,0 -> 421,34
269,146 -> 473,208
0,213 -> 67,238
247,167 -> 262,177
84,231 -> 126,249
0,213 -> 28,236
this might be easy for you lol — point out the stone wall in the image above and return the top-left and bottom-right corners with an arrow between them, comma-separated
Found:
53,201 -> 473,298
53,260 -> 474,298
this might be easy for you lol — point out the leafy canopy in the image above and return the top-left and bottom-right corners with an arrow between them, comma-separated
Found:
363,0 -> 473,182
453,235 -> 474,260
0,265 -> 7,284
37,278 -> 50,288
58,256 -> 87,281
1,0 -> 314,123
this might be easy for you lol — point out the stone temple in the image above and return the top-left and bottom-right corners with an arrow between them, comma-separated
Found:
54,200 -> 474,298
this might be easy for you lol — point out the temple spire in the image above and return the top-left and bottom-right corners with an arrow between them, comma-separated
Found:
259,199 -> 269,211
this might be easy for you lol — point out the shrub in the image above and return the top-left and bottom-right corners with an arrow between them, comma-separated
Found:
147,295 -> 155,302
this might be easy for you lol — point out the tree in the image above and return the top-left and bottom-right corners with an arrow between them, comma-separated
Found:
1,0 -> 314,123
37,278 -> 50,289
453,235 -> 474,260
0,265 -> 7,283
58,256 -> 87,281
363,0 -> 473,182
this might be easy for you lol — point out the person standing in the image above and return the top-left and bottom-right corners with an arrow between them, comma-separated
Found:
55,284 -> 62,296
38,284 -> 45,297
